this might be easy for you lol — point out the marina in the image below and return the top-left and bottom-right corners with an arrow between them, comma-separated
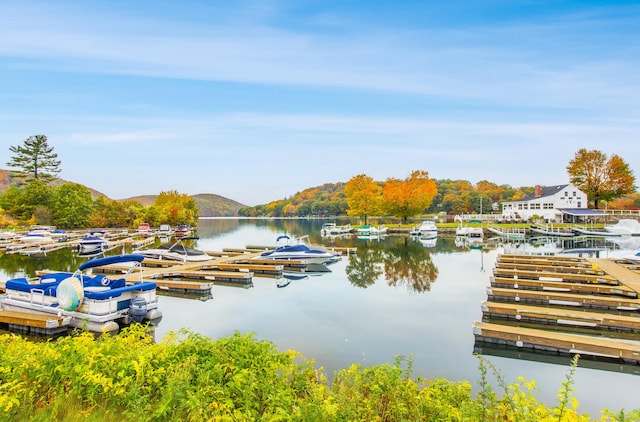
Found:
2,218 -> 640,414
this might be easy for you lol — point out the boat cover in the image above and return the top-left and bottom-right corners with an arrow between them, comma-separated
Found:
78,254 -> 145,270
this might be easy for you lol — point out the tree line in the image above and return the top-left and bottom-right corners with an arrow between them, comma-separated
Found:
1,135 -> 199,229
2,135 -> 637,226
240,150 -> 637,220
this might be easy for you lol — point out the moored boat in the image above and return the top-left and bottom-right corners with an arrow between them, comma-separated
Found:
77,230 -> 110,254
0,254 -> 162,334
257,235 -> 338,264
605,219 -> 640,236
412,220 -> 438,239
356,225 -> 388,236
134,236 -> 212,262
321,222 -> 353,236
174,224 -> 192,238
19,226 -> 54,243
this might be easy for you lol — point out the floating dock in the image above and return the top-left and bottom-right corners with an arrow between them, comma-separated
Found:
476,253 -> 640,365
0,310 -> 70,336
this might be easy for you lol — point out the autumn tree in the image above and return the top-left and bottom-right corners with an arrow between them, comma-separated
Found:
567,149 -> 636,208
150,190 -> 199,227
382,170 -> 438,223
344,174 -> 382,224
6,135 -> 61,183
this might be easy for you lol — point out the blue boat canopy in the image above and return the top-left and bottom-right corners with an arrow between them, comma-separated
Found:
78,254 -> 145,271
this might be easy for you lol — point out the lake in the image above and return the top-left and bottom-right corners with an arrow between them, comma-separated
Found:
1,217 -> 639,415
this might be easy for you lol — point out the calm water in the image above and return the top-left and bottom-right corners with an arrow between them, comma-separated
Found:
2,217 -> 639,415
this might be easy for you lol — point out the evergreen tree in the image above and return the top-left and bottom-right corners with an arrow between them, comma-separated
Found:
6,135 -> 61,183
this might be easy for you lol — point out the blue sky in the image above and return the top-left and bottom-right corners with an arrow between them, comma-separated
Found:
1,1 -> 638,206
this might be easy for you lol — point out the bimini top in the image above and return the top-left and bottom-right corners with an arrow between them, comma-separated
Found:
78,254 -> 145,271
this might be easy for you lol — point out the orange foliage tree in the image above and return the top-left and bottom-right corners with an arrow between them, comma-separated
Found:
382,170 -> 438,223
567,148 -> 636,209
344,174 -> 382,224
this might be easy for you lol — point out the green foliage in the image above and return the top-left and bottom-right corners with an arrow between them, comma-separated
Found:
0,327 -> 636,421
91,196 -> 144,228
50,183 -> 94,228
0,179 -> 53,222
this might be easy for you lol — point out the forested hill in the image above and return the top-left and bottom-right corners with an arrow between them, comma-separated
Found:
0,169 -> 246,217
0,169 -> 106,198
123,193 -> 246,217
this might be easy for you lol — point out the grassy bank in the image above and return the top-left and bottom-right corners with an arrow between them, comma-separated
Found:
0,325 -> 637,421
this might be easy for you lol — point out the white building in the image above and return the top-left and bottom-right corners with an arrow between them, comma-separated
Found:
501,184 -> 593,223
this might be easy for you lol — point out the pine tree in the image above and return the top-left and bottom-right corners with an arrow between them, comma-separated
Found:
6,135 -> 61,183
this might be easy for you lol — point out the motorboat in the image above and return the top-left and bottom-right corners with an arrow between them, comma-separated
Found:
158,224 -> 172,236
605,219 -> 640,236
136,223 -> 151,234
134,236 -> 212,262
412,220 -> 438,239
321,222 -> 353,236
257,235 -> 338,264
77,230 -> 110,254
619,251 -> 640,263
174,224 -> 192,238
356,225 -> 388,236
19,226 -> 54,243
0,254 -> 162,334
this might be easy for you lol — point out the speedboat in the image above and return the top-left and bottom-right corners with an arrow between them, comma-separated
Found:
77,230 -> 110,254
620,251 -> 640,263
0,254 -> 162,334
134,236 -> 212,262
356,225 -> 388,236
174,224 -> 192,238
257,235 -> 338,264
321,222 -> 353,236
19,226 -> 53,243
605,219 -> 640,236
158,224 -> 172,236
413,220 -> 438,239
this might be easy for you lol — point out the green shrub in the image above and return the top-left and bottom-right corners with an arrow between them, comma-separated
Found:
0,326 -> 638,421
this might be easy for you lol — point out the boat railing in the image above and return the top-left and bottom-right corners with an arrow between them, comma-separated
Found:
29,288 -> 47,307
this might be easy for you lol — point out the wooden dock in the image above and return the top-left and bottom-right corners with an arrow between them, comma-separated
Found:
477,253 -> 640,365
0,239 -> 341,333
0,310 -> 70,336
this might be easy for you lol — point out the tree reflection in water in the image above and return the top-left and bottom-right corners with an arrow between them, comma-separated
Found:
345,238 -> 438,293
345,241 -> 385,288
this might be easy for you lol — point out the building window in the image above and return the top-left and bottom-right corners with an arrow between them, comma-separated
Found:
573,191 -> 576,196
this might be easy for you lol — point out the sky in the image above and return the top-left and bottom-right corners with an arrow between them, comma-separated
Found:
0,1 -> 639,206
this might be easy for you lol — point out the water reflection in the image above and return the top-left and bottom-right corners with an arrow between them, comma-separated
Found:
345,243 -> 384,288
381,238 -> 438,293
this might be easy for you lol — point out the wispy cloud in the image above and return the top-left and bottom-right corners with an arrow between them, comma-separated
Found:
1,2 -> 638,111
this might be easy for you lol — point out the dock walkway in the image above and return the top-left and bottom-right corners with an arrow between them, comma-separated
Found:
477,253 -> 640,365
